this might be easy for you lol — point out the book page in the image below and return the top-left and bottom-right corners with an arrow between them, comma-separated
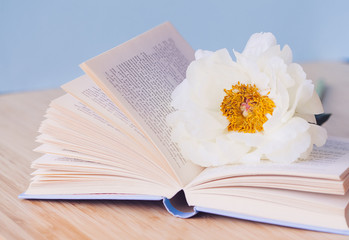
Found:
187,137 -> 349,191
62,75 -> 146,143
61,75 -> 176,177
80,22 -> 203,186
27,155 -> 178,198
40,94 -> 179,186
186,187 -> 349,231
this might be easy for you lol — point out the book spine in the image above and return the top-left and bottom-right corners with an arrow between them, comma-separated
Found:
162,197 -> 198,218
162,190 -> 198,218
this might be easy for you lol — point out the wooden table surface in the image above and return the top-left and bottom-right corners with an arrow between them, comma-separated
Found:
1,62 -> 349,240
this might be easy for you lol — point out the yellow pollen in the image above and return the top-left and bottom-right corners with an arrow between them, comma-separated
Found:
220,82 -> 275,133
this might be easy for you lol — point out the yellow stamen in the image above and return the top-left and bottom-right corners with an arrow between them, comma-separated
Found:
220,82 -> 275,133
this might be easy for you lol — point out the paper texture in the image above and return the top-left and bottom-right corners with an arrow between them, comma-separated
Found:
80,22 -> 203,186
62,75 -> 179,181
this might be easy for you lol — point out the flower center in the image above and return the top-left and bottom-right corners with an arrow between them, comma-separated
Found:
220,82 -> 275,133
240,97 -> 253,117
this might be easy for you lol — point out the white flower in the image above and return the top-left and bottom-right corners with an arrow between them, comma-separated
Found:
167,32 -> 327,167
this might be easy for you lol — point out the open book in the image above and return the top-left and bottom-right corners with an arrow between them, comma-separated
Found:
19,22 -> 349,235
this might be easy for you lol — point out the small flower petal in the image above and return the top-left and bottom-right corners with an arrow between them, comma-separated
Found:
296,89 -> 324,115
242,32 -> 277,58
195,49 -> 214,60
280,45 -> 293,64
265,131 -> 311,163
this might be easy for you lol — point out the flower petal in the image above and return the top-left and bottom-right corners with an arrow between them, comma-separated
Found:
309,124 -> 327,147
242,32 -> 277,58
195,49 -> 213,60
296,89 -> 324,115
187,49 -> 248,110
216,135 -> 251,164
170,78 -> 191,110
241,149 -> 263,163
265,131 -> 311,163
280,45 -> 293,64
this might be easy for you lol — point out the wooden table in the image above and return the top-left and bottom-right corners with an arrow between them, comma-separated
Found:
1,62 -> 349,240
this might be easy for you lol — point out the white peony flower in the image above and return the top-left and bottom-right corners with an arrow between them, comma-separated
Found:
167,32 -> 327,167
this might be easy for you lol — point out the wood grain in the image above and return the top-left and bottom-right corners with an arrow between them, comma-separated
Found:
1,62 -> 349,240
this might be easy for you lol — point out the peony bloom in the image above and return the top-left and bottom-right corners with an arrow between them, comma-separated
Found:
167,32 -> 327,167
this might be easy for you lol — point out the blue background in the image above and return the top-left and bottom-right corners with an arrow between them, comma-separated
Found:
1,0 -> 349,93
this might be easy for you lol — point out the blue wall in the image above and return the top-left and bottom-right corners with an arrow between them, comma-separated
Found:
1,0 -> 349,93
